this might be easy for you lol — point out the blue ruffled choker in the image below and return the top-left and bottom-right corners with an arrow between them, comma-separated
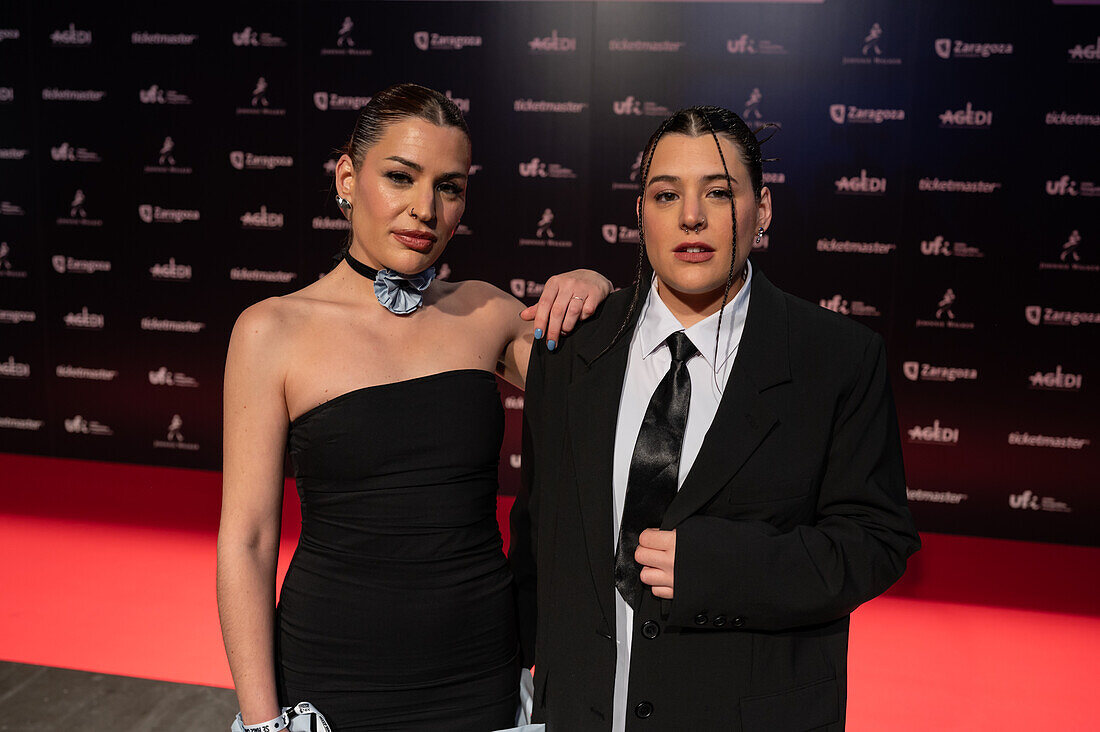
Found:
343,250 -> 436,315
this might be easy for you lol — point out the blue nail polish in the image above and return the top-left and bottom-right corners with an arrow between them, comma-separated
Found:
547,340 -> 557,351
534,328 -> 543,340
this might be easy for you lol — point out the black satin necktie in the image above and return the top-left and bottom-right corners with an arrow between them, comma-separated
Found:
614,330 -> 698,610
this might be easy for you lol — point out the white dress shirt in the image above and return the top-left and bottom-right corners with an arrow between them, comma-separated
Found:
610,262 -> 753,732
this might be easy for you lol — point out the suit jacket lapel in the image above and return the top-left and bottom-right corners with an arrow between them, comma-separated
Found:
662,269 -> 792,529
566,280 -> 649,629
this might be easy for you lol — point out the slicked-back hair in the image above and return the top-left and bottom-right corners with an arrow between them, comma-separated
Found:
343,82 -> 470,167
597,106 -> 776,377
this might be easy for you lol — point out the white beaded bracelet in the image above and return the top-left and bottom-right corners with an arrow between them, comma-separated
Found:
231,709 -> 289,732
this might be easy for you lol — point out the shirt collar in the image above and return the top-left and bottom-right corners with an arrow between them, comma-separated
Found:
636,260 -> 754,372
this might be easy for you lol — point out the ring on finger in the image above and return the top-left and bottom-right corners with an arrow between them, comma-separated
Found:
571,295 -> 586,302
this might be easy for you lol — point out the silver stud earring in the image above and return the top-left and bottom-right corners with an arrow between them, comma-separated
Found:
335,194 -> 351,214
755,226 -> 764,244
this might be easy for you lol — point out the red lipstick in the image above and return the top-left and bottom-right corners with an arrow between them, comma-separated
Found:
674,241 -> 715,263
392,229 -> 438,252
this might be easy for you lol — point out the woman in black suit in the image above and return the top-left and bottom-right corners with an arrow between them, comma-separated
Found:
511,106 -> 920,730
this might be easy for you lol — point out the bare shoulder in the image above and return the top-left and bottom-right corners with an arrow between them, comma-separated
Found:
441,279 -> 523,314
227,295 -> 314,374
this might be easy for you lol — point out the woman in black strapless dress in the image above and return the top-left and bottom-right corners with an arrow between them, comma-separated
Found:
217,84 -> 609,732
278,371 -> 517,728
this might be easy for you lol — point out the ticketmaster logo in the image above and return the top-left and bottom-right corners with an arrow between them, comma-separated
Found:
816,238 -> 895,254
42,88 -> 105,102
608,38 -> 684,52
131,31 -> 197,45
0,416 -> 43,431
1045,111 -> 1100,126
230,268 -> 296,283
906,488 -> 968,504
56,364 -> 118,381
513,99 -> 587,113
918,177 -> 1002,193
311,216 -> 350,231
141,317 -> 205,333
1008,433 -> 1090,450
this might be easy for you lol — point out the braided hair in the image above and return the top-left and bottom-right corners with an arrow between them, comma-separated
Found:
597,106 -> 776,375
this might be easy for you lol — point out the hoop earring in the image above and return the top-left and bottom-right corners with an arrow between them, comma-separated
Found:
335,194 -> 351,215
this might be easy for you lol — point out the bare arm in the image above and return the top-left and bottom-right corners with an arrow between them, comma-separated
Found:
216,300 -> 292,724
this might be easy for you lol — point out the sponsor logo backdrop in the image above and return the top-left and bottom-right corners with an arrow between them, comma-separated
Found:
0,0 -> 1096,545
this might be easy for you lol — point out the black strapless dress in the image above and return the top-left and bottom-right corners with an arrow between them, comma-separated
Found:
276,369 -> 519,731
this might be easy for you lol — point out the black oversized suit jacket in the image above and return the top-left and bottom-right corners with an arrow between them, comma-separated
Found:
509,268 -> 921,731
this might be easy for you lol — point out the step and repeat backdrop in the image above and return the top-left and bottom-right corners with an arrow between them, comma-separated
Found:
0,0 -> 1096,545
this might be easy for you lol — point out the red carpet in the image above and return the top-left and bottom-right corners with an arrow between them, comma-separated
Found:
1,453 -> 1097,729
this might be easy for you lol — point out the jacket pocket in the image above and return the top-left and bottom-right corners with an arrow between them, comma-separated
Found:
739,676 -> 839,731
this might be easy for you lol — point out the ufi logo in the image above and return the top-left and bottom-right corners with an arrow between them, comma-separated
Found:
613,96 -> 642,115
519,158 -> 547,177
819,295 -> 850,314
1045,176 -> 1077,196
1008,490 -> 1040,510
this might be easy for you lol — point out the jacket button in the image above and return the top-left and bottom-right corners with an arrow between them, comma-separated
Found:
635,701 -> 654,719
693,613 -> 708,625
732,616 -> 745,628
713,615 -> 727,627
641,620 -> 660,639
